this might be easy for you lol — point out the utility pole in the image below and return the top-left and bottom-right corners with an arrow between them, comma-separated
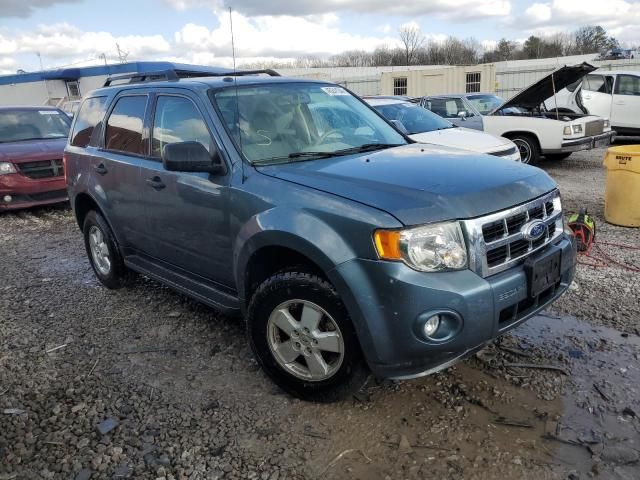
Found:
36,52 -> 43,70
99,53 -> 107,65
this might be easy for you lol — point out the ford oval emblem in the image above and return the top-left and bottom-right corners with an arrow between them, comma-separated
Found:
522,220 -> 546,241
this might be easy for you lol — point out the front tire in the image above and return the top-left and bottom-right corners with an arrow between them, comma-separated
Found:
83,210 -> 133,289
247,271 -> 368,402
509,134 -> 541,165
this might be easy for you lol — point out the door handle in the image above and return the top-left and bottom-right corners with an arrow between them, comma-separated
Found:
583,95 -> 592,99
614,101 -> 625,105
94,164 -> 108,175
146,176 -> 166,190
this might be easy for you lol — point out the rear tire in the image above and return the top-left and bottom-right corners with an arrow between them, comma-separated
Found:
247,271 -> 369,402
508,134 -> 541,165
546,153 -> 572,161
83,210 -> 133,289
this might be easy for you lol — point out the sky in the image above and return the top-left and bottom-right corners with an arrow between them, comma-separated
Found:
0,0 -> 639,74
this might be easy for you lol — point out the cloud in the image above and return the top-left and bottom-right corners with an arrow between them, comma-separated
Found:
0,0 -> 81,18
173,11 -> 400,59
515,0 -> 640,44
167,0 -> 511,21
2,23 -> 170,67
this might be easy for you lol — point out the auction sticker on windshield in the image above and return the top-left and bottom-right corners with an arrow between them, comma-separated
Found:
38,111 -> 60,115
321,87 -> 349,96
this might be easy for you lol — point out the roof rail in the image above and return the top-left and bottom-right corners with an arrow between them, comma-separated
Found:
103,68 -> 280,87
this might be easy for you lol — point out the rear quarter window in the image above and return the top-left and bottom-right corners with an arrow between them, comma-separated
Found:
70,96 -> 108,147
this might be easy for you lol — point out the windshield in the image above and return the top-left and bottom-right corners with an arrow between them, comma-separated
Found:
372,102 -> 453,135
0,109 -> 70,143
466,95 -> 505,115
213,83 -> 406,164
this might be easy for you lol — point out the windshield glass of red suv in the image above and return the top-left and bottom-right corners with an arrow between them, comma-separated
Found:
213,83 -> 406,164
0,109 -> 71,143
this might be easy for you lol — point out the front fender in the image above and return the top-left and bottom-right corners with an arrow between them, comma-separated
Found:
234,207 -> 357,301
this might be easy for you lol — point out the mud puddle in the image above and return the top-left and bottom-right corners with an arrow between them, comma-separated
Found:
290,313 -> 640,479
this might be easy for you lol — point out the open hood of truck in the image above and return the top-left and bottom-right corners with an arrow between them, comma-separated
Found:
256,144 -> 556,226
494,62 -> 596,113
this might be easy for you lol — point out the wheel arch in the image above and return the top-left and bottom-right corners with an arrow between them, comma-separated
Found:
234,209 -> 358,309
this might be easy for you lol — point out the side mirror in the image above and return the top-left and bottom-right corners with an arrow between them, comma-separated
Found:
389,119 -> 408,134
162,141 -> 225,174
457,111 -> 468,120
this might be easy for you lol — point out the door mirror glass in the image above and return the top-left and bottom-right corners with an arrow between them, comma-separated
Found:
162,141 -> 225,174
457,111 -> 468,119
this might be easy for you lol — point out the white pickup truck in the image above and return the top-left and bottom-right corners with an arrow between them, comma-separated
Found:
544,70 -> 640,136
421,64 -> 614,164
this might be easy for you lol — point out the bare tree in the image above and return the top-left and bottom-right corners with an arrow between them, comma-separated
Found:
399,25 -> 425,66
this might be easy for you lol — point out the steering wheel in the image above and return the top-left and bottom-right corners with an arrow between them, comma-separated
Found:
315,128 -> 346,145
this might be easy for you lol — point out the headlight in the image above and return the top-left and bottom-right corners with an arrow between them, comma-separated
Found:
374,222 -> 468,272
572,125 -> 583,134
0,162 -> 17,175
603,119 -> 610,128
563,126 -> 571,135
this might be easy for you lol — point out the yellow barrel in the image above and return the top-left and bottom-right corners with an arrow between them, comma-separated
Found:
603,145 -> 640,227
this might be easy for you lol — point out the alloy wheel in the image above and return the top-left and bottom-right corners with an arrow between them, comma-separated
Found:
266,299 -> 344,382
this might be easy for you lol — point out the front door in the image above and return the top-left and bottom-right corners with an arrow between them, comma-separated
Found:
138,91 -> 233,287
611,74 -> 640,129
580,74 -> 613,118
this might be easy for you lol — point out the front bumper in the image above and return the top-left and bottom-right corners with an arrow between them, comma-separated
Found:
0,174 -> 68,211
549,131 -> 614,154
331,234 -> 576,379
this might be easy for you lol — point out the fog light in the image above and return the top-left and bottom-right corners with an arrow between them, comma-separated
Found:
423,315 -> 440,338
3,195 -> 12,203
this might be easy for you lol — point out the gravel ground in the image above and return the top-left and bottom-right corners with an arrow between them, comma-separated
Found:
1,144 -> 639,480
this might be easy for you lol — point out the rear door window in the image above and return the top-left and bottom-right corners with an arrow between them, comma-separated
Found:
151,96 -> 212,158
105,95 -> 148,155
70,96 -> 108,147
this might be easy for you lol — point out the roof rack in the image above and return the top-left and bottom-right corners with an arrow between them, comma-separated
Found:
103,68 -> 280,87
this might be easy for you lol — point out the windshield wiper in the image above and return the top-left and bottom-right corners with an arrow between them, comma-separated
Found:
332,143 -> 404,155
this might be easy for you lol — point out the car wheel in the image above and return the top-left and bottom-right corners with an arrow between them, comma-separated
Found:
83,210 -> 133,289
546,153 -> 572,161
247,271 -> 369,402
510,135 -> 540,165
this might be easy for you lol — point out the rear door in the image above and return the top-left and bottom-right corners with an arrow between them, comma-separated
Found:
138,89 -> 233,286
611,74 -> 640,129
96,93 -> 149,250
580,74 -> 613,118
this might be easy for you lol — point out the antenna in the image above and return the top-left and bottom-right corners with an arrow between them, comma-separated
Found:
230,7 -> 245,179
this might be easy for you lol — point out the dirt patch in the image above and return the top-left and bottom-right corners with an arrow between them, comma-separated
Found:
1,144 -> 639,480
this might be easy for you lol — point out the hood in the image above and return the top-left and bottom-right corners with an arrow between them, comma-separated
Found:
0,138 -> 67,164
495,62 -> 596,112
257,144 -> 556,226
409,127 -> 513,154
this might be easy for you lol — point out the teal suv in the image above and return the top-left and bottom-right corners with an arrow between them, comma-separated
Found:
65,68 -> 577,401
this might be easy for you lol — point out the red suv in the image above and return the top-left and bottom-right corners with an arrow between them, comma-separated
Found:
0,106 -> 71,211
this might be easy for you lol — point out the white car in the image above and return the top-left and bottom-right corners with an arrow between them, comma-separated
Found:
365,97 -> 521,161
544,70 -> 640,137
420,64 -> 614,164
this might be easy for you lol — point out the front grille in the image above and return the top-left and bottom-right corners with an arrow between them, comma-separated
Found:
490,147 -> 518,158
585,120 -> 604,136
499,281 -> 560,328
462,191 -> 563,277
17,159 -> 64,179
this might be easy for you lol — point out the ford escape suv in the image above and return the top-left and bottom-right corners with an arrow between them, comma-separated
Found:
65,69 -> 577,402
